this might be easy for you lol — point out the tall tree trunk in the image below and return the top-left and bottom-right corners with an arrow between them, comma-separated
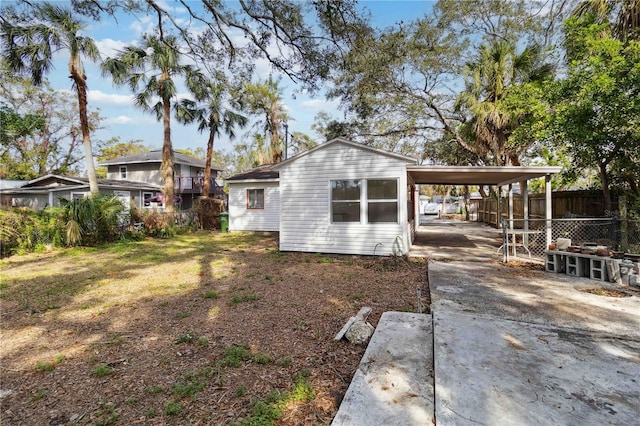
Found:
203,124 -> 214,198
599,162 -> 612,213
162,98 -> 175,213
70,65 -> 98,194
270,124 -> 281,163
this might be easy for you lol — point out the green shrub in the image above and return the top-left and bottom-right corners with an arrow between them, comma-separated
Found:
59,194 -> 125,246
0,207 -> 66,257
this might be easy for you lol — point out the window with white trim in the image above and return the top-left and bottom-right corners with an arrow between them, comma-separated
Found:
119,166 -> 127,179
247,189 -> 264,209
330,179 -> 398,224
331,180 -> 361,222
367,179 -> 398,223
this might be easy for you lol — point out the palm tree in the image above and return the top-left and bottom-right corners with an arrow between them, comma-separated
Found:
242,77 -> 289,163
572,0 -> 640,41
455,40 -> 553,166
176,81 -> 247,197
101,34 -> 204,213
1,3 -> 101,193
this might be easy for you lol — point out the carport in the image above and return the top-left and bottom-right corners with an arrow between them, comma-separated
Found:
406,165 -> 562,260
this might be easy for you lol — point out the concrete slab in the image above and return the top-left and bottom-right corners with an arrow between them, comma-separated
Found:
429,261 -> 640,338
332,312 -> 435,426
434,311 -> 640,425
410,219 -> 504,262
430,260 -> 640,425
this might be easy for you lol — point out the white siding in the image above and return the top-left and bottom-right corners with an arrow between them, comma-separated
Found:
279,143 -> 411,256
107,164 -> 162,185
228,181 -> 280,232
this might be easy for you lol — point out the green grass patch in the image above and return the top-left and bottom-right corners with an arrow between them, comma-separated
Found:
277,357 -> 292,367
203,290 -> 219,299
35,354 -> 65,372
229,293 -> 261,306
164,400 -> 183,416
0,282 -> 8,298
254,354 -> 274,365
234,385 -> 247,397
175,332 -> 197,344
93,364 -> 113,377
92,401 -> 119,426
314,253 -> 333,264
31,387 -> 46,401
175,311 -> 191,319
172,367 -> 214,398
239,377 -> 315,426
145,385 -> 164,394
218,344 -> 253,368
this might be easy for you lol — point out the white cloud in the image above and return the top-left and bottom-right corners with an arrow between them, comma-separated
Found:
95,38 -> 131,58
155,0 -> 187,15
87,90 -> 134,106
300,98 -> 340,112
106,115 -> 134,124
129,16 -> 156,37
105,115 -> 157,125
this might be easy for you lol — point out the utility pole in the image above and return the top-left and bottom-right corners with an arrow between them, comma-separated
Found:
281,120 -> 289,160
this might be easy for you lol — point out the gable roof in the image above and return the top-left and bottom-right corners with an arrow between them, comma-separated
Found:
98,150 -> 223,171
0,174 -> 160,194
274,138 -> 418,169
226,164 -> 279,182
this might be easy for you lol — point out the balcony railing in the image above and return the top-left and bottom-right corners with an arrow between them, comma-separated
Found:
175,177 -> 224,197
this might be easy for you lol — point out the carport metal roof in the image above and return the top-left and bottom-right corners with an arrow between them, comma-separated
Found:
406,165 -> 562,186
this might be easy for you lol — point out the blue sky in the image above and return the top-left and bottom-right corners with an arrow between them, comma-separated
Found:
42,1 -> 435,156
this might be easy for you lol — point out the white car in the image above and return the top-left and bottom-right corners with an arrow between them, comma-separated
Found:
424,202 -> 442,215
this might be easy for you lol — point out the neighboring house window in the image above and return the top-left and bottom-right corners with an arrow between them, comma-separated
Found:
247,189 -> 264,209
71,192 -> 89,200
330,179 -> 398,224
367,179 -> 398,223
119,166 -> 127,179
143,191 -> 153,208
331,180 -> 361,222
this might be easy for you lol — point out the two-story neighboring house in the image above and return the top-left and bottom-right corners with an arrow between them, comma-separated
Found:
99,150 -> 224,210
0,150 -> 224,211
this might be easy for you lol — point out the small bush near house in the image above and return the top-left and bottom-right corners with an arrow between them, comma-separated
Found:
0,207 -> 65,257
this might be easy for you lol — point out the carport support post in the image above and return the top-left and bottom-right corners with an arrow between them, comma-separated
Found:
545,175 -> 552,249
523,180 -> 529,247
508,184 -> 514,257
508,184 -> 514,230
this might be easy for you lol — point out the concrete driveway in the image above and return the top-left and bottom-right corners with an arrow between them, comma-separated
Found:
335,220 -> 638,425
430,261 -> 640,425
411,218 -> 504,261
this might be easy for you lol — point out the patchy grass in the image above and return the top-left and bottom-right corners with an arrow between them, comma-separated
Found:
203,290 -> 219,299
229,293 -> 262,306
93,364 -> 113,377
35,354 -> 65,372
175,332 -> 198,344
0,232 -> 427,425
240,376 -> 316,426
172,367 -> 214,398
219,344 -> 254,368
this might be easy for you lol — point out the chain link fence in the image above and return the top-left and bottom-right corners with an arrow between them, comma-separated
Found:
501,218 -> 639,260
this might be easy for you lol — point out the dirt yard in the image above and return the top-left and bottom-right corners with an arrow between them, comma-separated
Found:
0,232 -> 428,425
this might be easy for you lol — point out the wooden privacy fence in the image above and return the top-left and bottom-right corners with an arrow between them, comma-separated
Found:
475,190 -> 620,228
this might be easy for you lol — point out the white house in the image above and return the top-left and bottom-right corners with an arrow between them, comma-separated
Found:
227,139 -> 418,255
226,138 -> 562,257
227,164 -> 280,232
